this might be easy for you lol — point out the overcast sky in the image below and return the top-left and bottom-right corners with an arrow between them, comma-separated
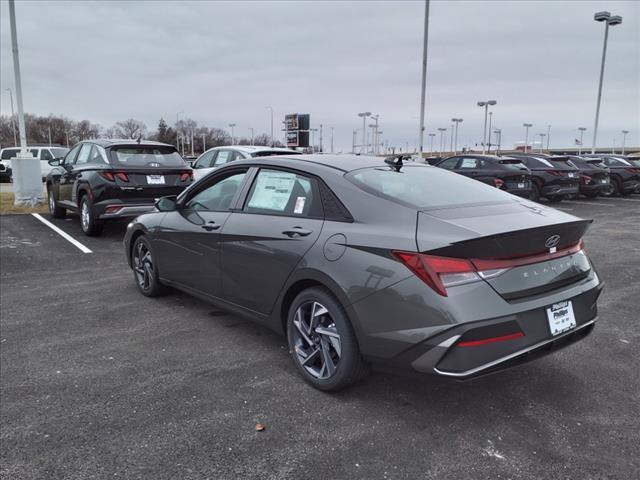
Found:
1,0 -> 638,152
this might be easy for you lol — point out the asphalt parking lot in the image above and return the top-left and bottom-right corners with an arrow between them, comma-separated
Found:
1,196 -> 639,480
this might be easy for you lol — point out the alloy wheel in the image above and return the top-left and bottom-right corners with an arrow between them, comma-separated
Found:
292,301 -> 342,379
133,241 -> 154,290
81,201 -> 90,231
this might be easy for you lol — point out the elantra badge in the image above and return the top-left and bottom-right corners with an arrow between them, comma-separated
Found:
150,162 -> 160,167
545,234 -> 561,253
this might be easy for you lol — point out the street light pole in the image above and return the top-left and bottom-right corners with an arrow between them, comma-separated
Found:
201,133 -> 206,152
5,88 -> 17,146
330,127 -> 334,153
592,11 -> 623,154
477,100 -> 497,154
357,112 -> 371,154
449,122 -> 454,153
451,119 -> 463,154
418,0 -> 430,157
249,127 -> 254,146
578,127 -> 587,155
538,133 -> 546,153
438,128 -> 446,156
428,133 -> 435,154
621,130 -> 629,154
352,130 -> 357,153
493,128 -> 502,155
546,124 -> 551,151
265,106 -> 274,147
229,123 -> 236,145
175,111 -> 183,151
523,123 -> 532,153
487,112 -> 493,152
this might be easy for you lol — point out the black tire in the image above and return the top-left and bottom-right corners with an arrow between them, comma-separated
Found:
47,187 -> 66,218
131,235 -> 168,297
603,178 -> 621,197
287,287 -> 368,391
79,195 -> 103,236
546,195 -> 563,203
530,183 -> 541,202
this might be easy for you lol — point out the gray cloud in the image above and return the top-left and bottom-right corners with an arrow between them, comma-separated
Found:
1,0 -> 638,152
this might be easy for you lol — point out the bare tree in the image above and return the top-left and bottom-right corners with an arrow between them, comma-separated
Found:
114,118 -> 147,139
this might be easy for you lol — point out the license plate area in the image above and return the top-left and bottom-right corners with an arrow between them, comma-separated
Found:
147,175 -> 165,185
518,182 -> 525,188
546,300 -> 576,336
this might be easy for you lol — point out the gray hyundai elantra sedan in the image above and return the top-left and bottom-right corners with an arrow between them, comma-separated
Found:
124,154 -> 603,391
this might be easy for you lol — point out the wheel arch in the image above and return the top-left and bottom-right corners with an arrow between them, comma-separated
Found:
273,269 -> 355,338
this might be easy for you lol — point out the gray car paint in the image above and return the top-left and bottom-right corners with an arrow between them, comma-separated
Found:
124,154 -> 603,378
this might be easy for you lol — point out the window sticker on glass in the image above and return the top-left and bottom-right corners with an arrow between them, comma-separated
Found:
248,171 -> 296,212
294,196 -> 306,214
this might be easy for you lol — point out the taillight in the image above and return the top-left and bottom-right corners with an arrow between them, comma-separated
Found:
99,171 -> 115,181
626,168 -> 640,174
494,178 -> 505,189
392,241 -> 585,297
391,252 -> 479,297
180,171 -> 193,182
549,170 -> 565,176
581,175 -> 592,184
116,172 -> 129,182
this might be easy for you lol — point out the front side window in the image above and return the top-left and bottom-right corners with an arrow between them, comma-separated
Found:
438,157 -> 459,170
75,144 -> 93,165
244,169 -> 321,217
348,165 -> 514,209
194,150 -> 216,169
186,171 -> 247,211
63,144 -> 82,164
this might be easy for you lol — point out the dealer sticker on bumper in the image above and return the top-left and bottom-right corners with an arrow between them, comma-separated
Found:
546,300 -> 577,336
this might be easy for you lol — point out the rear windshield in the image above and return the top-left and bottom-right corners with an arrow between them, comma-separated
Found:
111,146 -> 186,167
347,165 -> 514,209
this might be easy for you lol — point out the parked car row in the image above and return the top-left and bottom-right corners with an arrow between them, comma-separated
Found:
431,153 -> 640,203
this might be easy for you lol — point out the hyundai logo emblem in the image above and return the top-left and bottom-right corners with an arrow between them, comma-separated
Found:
545,234 -> 561,249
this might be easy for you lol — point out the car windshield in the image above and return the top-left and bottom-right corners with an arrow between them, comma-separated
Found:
348,165 -> 514,209
111,146 -> 186,167
51,148 -> 69,159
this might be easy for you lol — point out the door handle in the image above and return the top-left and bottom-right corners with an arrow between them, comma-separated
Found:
201,221 -> 220,231
282,227 -> 312,238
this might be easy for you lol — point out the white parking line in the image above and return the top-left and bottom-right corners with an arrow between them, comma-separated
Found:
31,213 -> 92,254
561,200 -> 614,207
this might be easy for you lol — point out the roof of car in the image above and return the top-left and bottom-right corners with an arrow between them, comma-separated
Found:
204,145 -> 298,155
86,139 -> 174,148
233,154 -> 425,173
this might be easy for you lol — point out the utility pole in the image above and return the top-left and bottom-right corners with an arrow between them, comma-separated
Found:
546,124 -> 551,151
578,127 -> 587,155
6,88 -> 17,146
265,106 -> 274,147
319,124 -> 323,152
229,123 -> 236,145
201,133 -> 206,152
417,0 -> 430,157
352,130 -> 357,153
428,133 -> 435,154
9,0 -> 42,205
452,119 -> 463,154
330,127 -> 334,153
190,129 -> 194,156
357,112 -> 371,154
523,123 -> 532,153
249,127 -> 254,146
621,130 -> 629,154
48,126 -> 52,146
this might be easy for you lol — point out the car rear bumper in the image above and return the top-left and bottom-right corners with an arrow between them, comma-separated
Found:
580,183 -> 609,195
94,199 -> 156,219
542,184 -> 579,197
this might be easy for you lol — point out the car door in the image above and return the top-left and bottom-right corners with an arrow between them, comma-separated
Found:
154,168 -> 250,296
219,167 -> 324,314
57,144 -> 84,207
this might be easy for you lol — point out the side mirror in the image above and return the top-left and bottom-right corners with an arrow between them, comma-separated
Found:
48,158 -> 60,166
155,195 -> 178,212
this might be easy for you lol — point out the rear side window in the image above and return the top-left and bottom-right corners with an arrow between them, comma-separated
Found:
41,149 -> 53,161
348,165 -> 513,209
438,157 -> 459,170
111,146 -> 185,167
244,169 -> 322,217
459,158 -> 480,169
499,159 -> 528,170
75,144 -> 93,165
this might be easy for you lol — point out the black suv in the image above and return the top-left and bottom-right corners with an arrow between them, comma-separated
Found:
582,154 -> 640,196
46,140 -> 193,235
508,153 -> 579,202
435,154 -> 532,198
567,156 -> 610,198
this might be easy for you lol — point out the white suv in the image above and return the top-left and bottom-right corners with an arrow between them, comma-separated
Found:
191,145 -> 300,181
0,146 -> 69,182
